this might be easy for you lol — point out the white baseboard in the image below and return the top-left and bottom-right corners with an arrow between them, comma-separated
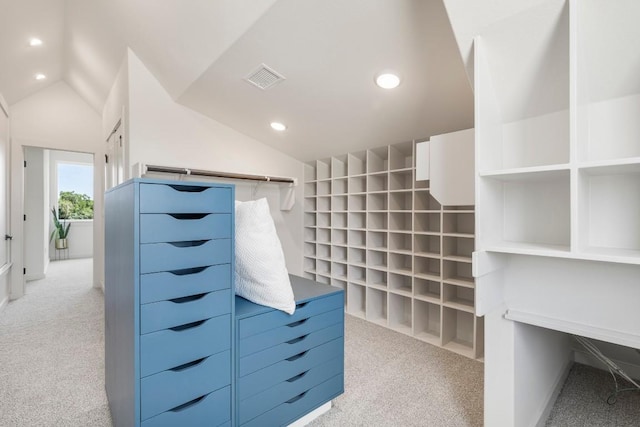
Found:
574,349 -> 640,381
287,402 -> 332,427
98,280 -> 105,293
534,359 -> 573,427
25,273 -> 45,282
0,296 -> 8,312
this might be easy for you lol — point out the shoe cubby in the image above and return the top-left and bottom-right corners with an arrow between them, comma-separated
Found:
349,212 -> 366,229
317,243 -> 331,260
304,142 -> 481,359
332,212 -> 347,229
442,236 -> 473,262
414,278 -> 441,304
348,230 -> 366,247
348,151 -> 367,176
388,272 -> 412,296
367,212 -> 388,231
413,300 -> 441,344
389,212 -> 412,232
367,193 -> 388,211
414,191 -> 440,211
332,245 -> 347,263
414,212 -> 440,233
443,212 -> 475,236
303,272 -> 315,280
367,268 -> 387,289
348,248 -> 366,266
332,262 -> 348,281
415,256 -> 440,281
367,173 -> 389,192
414,234 -> 440,258
366,287 -> 388,326
389,232 -> 412,253
389,191 -> 412,211
389,170 -> 413,191
442,283 -> 475,313
347,283 -> 366,318
388,293 -> 412,335
332,195 -> 347,211
349,175 -> 366,194
388,253 -> 412,275
367,231 -> 387,250
367,147 -> 389,173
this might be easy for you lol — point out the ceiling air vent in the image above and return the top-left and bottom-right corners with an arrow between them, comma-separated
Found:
244,64 -> 285,90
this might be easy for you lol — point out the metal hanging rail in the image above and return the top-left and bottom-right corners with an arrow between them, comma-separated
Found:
143,164 -> 297,185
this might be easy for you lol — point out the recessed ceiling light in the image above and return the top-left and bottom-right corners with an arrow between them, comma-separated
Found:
375,72 -> 401,89
35,73 -> 46,80
29,38 -> 43,47
270,122 -> 287,131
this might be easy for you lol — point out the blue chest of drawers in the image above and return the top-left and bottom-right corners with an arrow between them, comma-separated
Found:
235,276 -> 345,426
105,178 -> 235,427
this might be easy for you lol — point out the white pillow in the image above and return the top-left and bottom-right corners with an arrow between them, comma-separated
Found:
234,198 -> 296,314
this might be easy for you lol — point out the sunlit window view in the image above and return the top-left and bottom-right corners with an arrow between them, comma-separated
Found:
57,163 -> 93,219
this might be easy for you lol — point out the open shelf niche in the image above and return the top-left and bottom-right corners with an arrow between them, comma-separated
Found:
304,141 -> 483,359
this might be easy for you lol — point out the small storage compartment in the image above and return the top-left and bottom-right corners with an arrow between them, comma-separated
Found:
140,264 -> 231,304
141,386 -> 231,427
139,184 -> 232,214
140,214 -> 232,243
140,239 -> 232,274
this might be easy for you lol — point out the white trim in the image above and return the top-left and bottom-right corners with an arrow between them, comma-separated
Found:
0,93 -> 9,117
534,360 -> 572,427
0,262 -> 12,277
0,296 -> 7,312
25,273 -> 45,282
287,402 -> 332,427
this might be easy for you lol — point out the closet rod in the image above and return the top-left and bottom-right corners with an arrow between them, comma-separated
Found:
144,164 -> 296,185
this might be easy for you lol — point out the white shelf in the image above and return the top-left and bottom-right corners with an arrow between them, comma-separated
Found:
479,164 -> 570,180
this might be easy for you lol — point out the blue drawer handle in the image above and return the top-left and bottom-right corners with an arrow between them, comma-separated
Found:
168,213 -> 209,220
286,370 -> 309,383
285,391 -> 308,404
285,351 -> 309,362
169,394 -> 206,413
167,184 -> 207,193
285,334 -> 308,345
168,266 -> 208,276
170,319 -> 206,332
170,293 -> 207,304
296,302 -> 309,309
170,357 -> 206,372
286,318 -> 309,328
168,240 -> 208,248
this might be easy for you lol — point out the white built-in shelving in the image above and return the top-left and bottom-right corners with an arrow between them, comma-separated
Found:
303,141 -> 483,359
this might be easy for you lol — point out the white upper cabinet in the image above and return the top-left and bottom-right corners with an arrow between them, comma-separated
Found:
429,129 -> 475,207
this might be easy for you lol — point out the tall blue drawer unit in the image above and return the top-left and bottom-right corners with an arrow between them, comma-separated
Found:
105,178 -> 235,427
235,276 -> 345,426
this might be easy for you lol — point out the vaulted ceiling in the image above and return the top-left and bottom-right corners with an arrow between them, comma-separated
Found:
0,0 -> 537,162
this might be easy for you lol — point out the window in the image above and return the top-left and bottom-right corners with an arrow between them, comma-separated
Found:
57,163 -> 94,219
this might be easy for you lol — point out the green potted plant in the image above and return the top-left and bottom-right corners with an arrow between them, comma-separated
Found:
50,207 -> 71,249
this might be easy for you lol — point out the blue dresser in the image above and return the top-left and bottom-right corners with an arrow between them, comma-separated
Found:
105,179 -> 235,427
235,276 -> 344,426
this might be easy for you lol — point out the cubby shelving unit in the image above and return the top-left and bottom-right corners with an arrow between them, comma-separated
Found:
304,141 -> 483,359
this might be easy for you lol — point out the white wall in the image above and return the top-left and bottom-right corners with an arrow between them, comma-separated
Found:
23,147 -> 49,281
118,49 -> 304,275
10,81 -> 104,298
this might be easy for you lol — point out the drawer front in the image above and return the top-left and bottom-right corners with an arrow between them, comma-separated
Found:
141,315 -> 231,377
141,386 -> 231,427
239,322 -> 343,377
140,213 -> 232,244
239,293 -> 343,339
140,239 -> 231,274
242,374 -> 344,427
141,289 -> 231,334
240,308 -> 343,357
141,350 -> 231,420
140,184 -> 232,214
239,338 -> 343,400
140,264 -> 231,304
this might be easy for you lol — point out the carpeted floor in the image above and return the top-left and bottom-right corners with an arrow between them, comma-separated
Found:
0,260 -> 638,426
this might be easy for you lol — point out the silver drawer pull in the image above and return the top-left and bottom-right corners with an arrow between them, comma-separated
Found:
285,351 -> 308,362
170,319 -> 205,332
169,395 -> 206,412
285,335 -> 308,345
168,266 -> 208,276
170,357 -> 206,372
169,293 -> 207,304
286,370 -> 309,383
286,318 -> 308,328
168,240 -> 208,248
285,391 -> 308,404
168,213 -> 208,220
